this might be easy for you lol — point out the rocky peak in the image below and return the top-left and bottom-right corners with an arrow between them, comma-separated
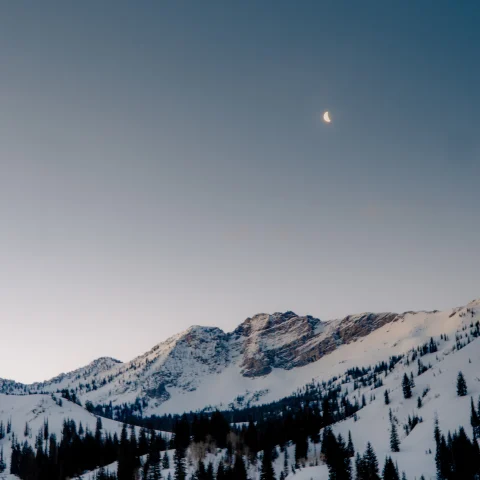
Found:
233,311 -> 301,337
233,312 -> 323,377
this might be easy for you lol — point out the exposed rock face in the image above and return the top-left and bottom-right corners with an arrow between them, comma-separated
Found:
296,312 -> 400,366
231,311 -> 400,376
232,312 -> 323,376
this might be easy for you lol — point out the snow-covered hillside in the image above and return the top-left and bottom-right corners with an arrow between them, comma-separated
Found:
2,299 -> 480,479
0,300 -> 479,418
79,299 -> 480,480
0,394 -> 170,480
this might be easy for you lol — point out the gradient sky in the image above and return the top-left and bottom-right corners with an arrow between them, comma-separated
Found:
1,1 -> 479,383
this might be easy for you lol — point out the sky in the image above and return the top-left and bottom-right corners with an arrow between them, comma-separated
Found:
0,1 -> 479,383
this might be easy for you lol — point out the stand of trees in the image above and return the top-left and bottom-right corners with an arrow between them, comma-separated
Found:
11,417 -> 166,480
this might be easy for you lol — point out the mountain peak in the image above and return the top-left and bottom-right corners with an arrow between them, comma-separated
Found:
233,311 -> 310,337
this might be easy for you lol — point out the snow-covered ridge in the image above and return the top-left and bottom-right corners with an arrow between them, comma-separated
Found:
0,300 -> 478,417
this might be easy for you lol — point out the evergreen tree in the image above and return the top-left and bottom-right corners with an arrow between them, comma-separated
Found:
209,411 -> 230,449
232,455 -> 248,480
390,421 -> 400,453
162,451 -> 170,469
450,426 -> 478,478
402,374 -> 412,399
355,452 -> 366,480
347,431 -> 355,458
283,449 -> 289,478
457,371 -> 468,396
174,448 -> 186,480
363,443 -> 381,480
260,450 -> 276,480
382,457 -> 399,480
216,460 -> 226,480
294,431 -> 308,466
143,462 -> 150,480
0,447 -> 6,473
206,462 -> 214,480
138,427 -> 149,454
118,423 -> 135,480
323,429 -> 351,480
434,419 -> 452,480
130,424 -> 139,468
384,391 -> 390,406
244,421 -> 258,457
197,460 -> 207,480
147,447 -> 161,480
471,397 -> 480,438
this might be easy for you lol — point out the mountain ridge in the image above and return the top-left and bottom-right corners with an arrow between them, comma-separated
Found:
0,299 -> 478,416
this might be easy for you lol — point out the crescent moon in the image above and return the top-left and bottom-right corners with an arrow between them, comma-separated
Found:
323,111 -> 331,123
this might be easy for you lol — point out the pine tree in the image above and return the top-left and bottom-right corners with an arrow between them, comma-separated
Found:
471,397 -> 480,438
260,450 -> 276,480
143,462 -> 150,480
162,451 -> 170,469
409,372 -> 415,388
457,371 -> 467,396
402,374 -> 412,399
130,424 -> 140,469
174,448 -> 186,480
283,449 -> 289,478
206,462 -> 214,480
0,447 -> 6,473
118,423 -> 135,480
434,418 -> 451,480
382,457 -> 399,480
148,447 -> 161,480
245,421 -> 258,457
355,452 -> 366,480
384,391 -> 390,406
216,461 -> 225,480
294,431 -> 308,466
323,430 -> 351,480
197,460 -> 207,480
232,455 -> 248,480
139,427 -> 149,454
390,421 -> 400,453
363,443 -> 381,480
347,431 -> 355,458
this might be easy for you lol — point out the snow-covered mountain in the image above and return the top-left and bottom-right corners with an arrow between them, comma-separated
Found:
78,297 -> 480,479
1,300 -> 478,418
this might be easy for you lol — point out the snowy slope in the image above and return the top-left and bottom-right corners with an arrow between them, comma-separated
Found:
84,298 -> 480,479
1,301 -> 478,417
0,394 -> 171,480
1,298 -> 475,479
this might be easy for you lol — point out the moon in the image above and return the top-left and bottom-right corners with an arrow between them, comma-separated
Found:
323,111 -> 331,123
